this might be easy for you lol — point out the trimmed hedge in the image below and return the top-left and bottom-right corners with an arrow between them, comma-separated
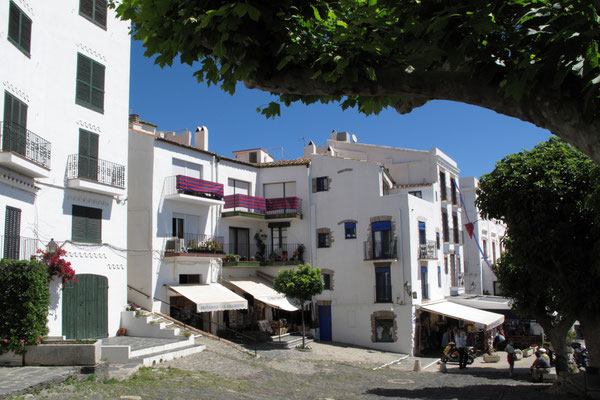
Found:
0,259 -> 50,354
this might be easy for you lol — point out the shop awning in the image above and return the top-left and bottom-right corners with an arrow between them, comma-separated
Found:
168,284 -> 248,313
418,300 -> 504,330
225,277 -> 299,312
447,295 -> 512,311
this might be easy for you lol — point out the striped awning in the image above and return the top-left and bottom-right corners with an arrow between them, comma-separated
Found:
266,197 -> 300,212
176,175 -> 224,199
224,194 -> 266,212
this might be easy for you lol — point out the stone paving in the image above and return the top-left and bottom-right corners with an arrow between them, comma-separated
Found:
0,336 -> 587,399
0,366 -> 76,398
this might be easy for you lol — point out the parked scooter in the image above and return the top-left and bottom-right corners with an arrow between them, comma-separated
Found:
441,342 -> 476,364
572,341 -> 589,369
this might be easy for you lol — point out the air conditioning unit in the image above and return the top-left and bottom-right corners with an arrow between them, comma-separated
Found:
166,238 -> 186,253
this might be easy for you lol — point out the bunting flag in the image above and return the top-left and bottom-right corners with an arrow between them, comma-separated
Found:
176,175 -> 224,198
465,222 -> 474,239
224,194 -> 266,212
452,178 -> 494,274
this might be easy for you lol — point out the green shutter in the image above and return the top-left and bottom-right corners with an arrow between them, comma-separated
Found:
94,0 -> 107,28
8,2 -> 31,55
79,0 -> 94,20
8,3 -> 20,44
72,205 -> 102,243
76,53 -> 104,112
78,129 -> 98,180
20,12 -> 31,54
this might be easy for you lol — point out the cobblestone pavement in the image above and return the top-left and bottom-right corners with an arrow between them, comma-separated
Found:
3,337 -> 584,400
0,366 -> 76,398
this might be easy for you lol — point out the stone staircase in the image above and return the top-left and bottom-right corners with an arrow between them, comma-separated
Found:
102,309 -> 206,375
269,332 -> 314,349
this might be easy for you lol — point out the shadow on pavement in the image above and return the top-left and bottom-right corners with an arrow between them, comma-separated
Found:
365,383 -> 578,399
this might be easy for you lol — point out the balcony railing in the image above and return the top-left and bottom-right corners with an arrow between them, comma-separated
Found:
374,284 -> 393,303
165,175 -> 224,200
1,121 -> 51,168
1,235 -> 38,261
266,197 -> 302,216
223,194 -> 266,213
419,240 -> 438,259
364,238 -> 398,260
165,233 -> 224,254
223,242 -> 305,263
67,154 -> 125,188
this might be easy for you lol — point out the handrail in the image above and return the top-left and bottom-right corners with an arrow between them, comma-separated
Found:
127,284 -> 258,355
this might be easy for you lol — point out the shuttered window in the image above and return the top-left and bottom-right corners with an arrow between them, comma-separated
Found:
79,0 -> 107,29
72,205 -> 102,243
4,206 -> 21,259
78,129 -> 99,180
3,91 -> 28,156
7,1 -> 31,56
76,53 -> 105,113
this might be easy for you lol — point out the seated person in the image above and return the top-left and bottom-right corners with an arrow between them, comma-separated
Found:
530,349 -> 551,382
542,343 -> 555,366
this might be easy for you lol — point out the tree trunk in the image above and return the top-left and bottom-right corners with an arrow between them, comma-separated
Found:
536,314 -> 575,379
579,316 -> 600,383
301,301 -> 306,349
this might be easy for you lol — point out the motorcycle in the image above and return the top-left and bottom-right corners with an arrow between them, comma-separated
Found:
441,342 -> 476,364
572,341 -> 589,369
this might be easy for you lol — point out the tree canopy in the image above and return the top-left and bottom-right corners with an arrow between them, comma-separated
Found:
476,138 -> 600,370
112,0 -> 600,162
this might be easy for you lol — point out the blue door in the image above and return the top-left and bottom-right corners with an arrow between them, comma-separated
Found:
319,305 -> 332,341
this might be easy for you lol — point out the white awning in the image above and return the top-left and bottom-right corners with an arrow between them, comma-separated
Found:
225,277 -> 299,312
418,300 -> 504,330
447,295 -> 512,311
168,284 -> 248,313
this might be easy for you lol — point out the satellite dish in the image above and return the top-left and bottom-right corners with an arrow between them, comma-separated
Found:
352,134 -> 358,142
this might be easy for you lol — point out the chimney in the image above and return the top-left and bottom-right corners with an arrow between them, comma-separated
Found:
194,126 -> 208,151
129,114 -> 140,124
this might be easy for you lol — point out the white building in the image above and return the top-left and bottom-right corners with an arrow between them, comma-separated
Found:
459,177 -> 507,295
0,0 -> 130,339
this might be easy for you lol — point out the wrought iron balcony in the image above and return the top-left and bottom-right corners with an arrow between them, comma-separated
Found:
67,154 -> 125,188
419,240 -> 438,259
223,242 -> 305,264
0,121 -> 51,169
374,284 -> 393,303
165,233 -> 224,254
364,238 -> 398,260
1,235 -> 38,261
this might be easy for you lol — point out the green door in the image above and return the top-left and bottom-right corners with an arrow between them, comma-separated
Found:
3,91 -> 27,156
62,274 -> 108,339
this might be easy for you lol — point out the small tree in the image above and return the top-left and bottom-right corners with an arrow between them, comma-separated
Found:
273,264 -> 324,348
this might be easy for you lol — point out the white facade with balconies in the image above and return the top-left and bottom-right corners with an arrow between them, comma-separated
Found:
0,0 -> 130,339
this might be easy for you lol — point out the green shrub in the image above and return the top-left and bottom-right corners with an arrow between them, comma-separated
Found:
0,259 -> 50,354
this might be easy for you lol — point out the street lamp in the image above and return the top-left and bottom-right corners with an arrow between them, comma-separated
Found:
47,238 -> 58,254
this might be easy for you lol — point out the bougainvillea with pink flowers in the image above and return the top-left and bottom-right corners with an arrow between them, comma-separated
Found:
38,246 -> 76,284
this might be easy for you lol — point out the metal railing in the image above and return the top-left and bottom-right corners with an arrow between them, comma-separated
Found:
364,238 -> 398,260
165,233 -> 224,254
1,121 -> 51,168
419,240 -> 438,259
67,154 -> 125,188
127,284 -> 259,355
223,242 -> 305,263
0,235 -> 39,260
374,284 -> 393,303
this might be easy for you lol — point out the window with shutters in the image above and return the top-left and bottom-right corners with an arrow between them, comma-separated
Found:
7,1 -> 31,56
76,53 -> 105,113
72,205 -> 102,243
4,206 -> 21,259
79,0 -> 107,29
3,91 -> 28,156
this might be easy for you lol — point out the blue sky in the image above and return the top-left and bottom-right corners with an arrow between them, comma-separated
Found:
129,39 -> 551,179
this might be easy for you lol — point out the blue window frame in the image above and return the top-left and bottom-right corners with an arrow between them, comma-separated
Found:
344,222 -> 356,239
375,266 -> 391,302
322,273 -> 331,290
372,221 -> 391,259
421,266 -> 429,299
437,266 -> 442,288
418,221 -> 426,245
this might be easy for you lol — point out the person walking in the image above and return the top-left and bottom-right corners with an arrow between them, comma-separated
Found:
456,329 -> 468,369
505,339 -> 516,377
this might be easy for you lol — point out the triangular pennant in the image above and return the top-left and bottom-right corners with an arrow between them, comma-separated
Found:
465,222 -> 474,239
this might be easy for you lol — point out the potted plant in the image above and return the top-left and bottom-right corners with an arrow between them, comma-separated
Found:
254,230 -> 267,260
